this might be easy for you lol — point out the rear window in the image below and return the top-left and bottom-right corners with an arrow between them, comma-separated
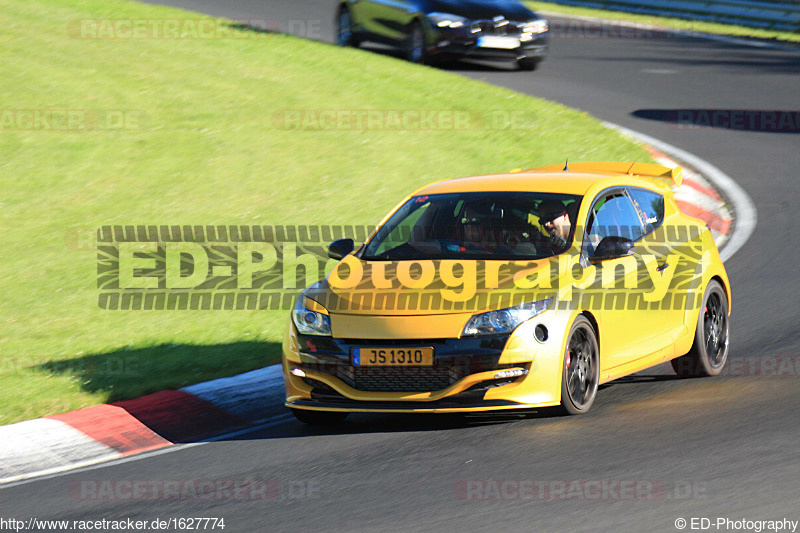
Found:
627,188 -> 665,235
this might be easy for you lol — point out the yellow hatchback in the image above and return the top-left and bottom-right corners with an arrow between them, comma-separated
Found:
283,162 -> 731,424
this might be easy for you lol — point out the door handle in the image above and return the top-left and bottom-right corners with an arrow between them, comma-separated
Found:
656,262 -> 669,272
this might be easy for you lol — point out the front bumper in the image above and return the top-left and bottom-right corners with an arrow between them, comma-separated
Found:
283,311 -> 570,413
430,40 -> 548,63
426,24 -> 549,63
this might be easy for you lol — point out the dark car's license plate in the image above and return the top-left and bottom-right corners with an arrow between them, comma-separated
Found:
352,347 -> 434,366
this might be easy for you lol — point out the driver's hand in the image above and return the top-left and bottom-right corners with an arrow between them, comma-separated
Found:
549,234 -> 567,251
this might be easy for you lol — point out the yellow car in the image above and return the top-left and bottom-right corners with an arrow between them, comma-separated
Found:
283,162 -> 731,424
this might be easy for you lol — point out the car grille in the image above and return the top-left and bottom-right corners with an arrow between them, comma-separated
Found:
300,361 -> 519,393
348,367 -> 456,392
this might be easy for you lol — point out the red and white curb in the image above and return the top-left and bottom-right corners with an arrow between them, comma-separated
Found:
0,129 -> 753,486
0,367 -> 286,485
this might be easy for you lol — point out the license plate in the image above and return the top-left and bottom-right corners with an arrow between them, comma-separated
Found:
352,347 -> 434,366
477,36 -> 520,49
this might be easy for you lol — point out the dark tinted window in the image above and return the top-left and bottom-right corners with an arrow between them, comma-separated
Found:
627,188 -> 665,235
362,191 -> 582,260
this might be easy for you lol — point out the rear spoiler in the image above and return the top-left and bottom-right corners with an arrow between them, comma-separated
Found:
520,161 -> 683,187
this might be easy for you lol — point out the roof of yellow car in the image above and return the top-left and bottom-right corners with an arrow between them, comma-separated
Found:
418,171 -> 669,196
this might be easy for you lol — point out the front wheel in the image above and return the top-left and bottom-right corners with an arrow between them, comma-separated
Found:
336,6 -> 359,47
518,58 -> 539,71
671,280 -> 729,377
291,408 -> 349,426
405,21 -> 426,63
558,316 -> 599,415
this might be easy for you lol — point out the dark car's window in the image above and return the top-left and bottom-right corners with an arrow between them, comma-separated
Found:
362,191 -> 582,260
627,187 -> 665,235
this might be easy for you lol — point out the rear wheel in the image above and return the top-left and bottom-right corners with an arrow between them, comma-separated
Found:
559,316 -> 599,415
291,408 -> 349,425
671,280 -> 729,377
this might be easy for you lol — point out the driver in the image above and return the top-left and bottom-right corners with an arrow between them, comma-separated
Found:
538,200 -> 572,252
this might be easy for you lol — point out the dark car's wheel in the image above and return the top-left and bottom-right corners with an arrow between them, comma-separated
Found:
518,58 -> 539,71
336,6 -> 358,47
559,316 -> 599,415
671,280 -> 729,377
405,20 -> 426,63
291,408 -> 349,425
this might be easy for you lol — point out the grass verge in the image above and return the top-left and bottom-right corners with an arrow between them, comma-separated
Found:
0,0 -> 654,424
527,1 -> 800,44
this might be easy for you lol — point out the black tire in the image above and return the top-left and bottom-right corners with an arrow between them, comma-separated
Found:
518,58 -> 539,71
558,316 -> 600,415
291,408 -> 348,425
405,21 -> 426,63
336,5 -> 359,47
671,280 -> 729,377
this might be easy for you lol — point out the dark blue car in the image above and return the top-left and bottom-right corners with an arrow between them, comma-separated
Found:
336,0 -> 549,70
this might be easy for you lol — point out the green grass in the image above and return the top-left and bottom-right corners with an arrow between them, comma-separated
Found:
527,1 -> 800,43
0,0 -> 654,425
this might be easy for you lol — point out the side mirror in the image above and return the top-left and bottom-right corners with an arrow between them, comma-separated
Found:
591,236 -> 635,262
328,238 -> 354,260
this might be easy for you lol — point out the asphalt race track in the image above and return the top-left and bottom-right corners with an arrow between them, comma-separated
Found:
2,2 -> 799,531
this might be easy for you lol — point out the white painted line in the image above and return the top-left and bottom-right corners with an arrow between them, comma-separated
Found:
604,122 -> 757,262
641,69 -> 679,74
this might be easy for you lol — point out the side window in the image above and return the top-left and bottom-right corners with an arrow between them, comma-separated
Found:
585,191 -> 645,254
627,188 -> 664,235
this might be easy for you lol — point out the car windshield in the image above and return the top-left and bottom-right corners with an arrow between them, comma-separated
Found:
361,191 -> 582,260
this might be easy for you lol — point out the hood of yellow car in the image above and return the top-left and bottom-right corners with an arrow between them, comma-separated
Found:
304,256 -> 557,317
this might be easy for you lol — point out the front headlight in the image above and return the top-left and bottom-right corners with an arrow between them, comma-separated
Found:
428,12 -> 469,29
462,298 -> 553,336
522,19 -> 549,34
292,296 -> 332,336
